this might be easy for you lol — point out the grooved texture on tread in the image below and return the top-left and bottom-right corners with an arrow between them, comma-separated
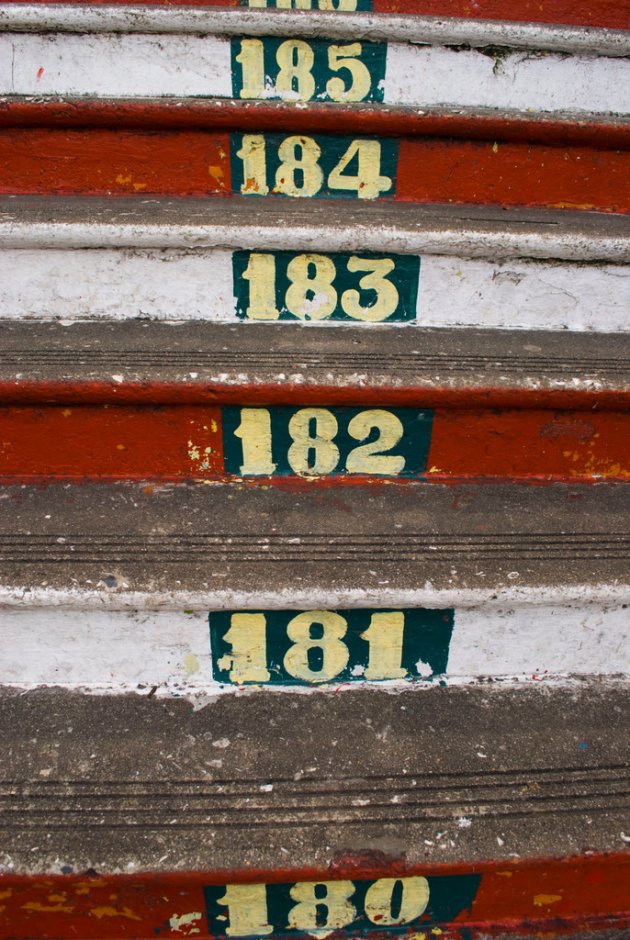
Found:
0,684 -> 628,872
2,322 -> 629,392
1,481 -> 628,595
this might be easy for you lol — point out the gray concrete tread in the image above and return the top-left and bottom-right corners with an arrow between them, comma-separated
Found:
2,321 -> 629,393
1,481 -> 628,600
0,195 -> 627,262
0,683 -> 627,873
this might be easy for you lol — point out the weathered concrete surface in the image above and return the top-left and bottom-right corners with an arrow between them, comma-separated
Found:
1,4 -> 629,55
1,195 -> 628,262
1,481 -> 629,607
0,683 -> 627,873
1,321 -> 629,399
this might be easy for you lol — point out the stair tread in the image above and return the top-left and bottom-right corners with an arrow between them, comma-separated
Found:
0,683 -> 628,872
2,322 -> 629,396
1,481 -> 629,603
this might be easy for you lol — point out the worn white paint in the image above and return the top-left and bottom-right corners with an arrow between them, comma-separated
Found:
1,247 -> 627,330
1,5 -> 629,57
0,604 -> 627,693
3,583 -> 630,610
0,31 -> 628,115
1,33 -> 232,99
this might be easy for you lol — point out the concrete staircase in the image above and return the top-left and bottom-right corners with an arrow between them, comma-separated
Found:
0,0 -> 628,936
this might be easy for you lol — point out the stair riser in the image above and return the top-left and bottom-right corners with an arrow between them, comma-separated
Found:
2,604 -> 628,692
2,34 -> 628,114
1,248 -> 625,331
2,128 -> 628,212
2,405 -> 629,483
0,855 -> 628,938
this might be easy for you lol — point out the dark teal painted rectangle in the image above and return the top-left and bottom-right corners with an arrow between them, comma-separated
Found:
232,250 -> 419,322
210,608 -> 454,685
204,873 -> 481,937
231,37 -> 386,103
221,406 -> 434,478
230,133 -> 398,199
240,0 -> 373,8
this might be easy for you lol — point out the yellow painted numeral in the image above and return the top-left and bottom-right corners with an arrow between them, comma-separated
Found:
328,138 -> 392,199
346,409 -> 405,475
327,43 -> 372,102
234,408 -> 276,474
250,0 -> 358,7
218,610 -> 410,684
217,884 -> 273,937
220,614 -> 271,684
276,40 -> 316,101
235,39 -> 266,99
283,611 -> 350,683
343,256 -> 399,321
286,254 -> 338,320
364,877 -> 430,925
275,135 -> 324,197
237,136 -> 391,200
242,254 -> 280,320
237,134 -> 269,196
241,253 -> 399,322
361,611 -> 406,680
288,881 -> 357,935
287,408 -> 340,476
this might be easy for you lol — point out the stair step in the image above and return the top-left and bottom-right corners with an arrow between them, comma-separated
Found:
2,123 -> 627,210
2,8 -> 629,111
2,322 -> 629,482
0,684 -> 627,936
1,197 -> 628,329
2,479 -> 628,600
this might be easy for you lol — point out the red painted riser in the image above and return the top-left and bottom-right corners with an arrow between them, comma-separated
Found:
2,405 -> 629,483
1,128 -> 628,212
0,854 -> 628,939
16,0 -> 630,31
4,100 -> 629,150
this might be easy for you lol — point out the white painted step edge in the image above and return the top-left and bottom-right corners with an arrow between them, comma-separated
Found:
1,32 -> 628,114
1,5 -> 628,56
1,602 -> 628,695
3,583 -> 630,608
2,246 -> 627,331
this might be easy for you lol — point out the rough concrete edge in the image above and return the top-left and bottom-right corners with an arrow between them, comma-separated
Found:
0,5 -> 629,56
0,219 -> 628,263
2,583 -> 630,609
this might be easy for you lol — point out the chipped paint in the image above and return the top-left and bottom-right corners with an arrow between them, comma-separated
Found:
0,604 -> 628,694
2,404 -> 629,482
170,910 -> 203,932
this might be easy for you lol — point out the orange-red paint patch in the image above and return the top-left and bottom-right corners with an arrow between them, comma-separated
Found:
0,854 -> 628,938
2,128 -> 628,212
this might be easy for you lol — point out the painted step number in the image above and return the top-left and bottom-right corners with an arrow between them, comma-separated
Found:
233,251 -> 419,321
232,38 -> 386,102
245,0 -> 372,10
204,874 -> 481,938
231,133 -> 398,199
222,407 -> 433,478
210,609 -> 453,685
